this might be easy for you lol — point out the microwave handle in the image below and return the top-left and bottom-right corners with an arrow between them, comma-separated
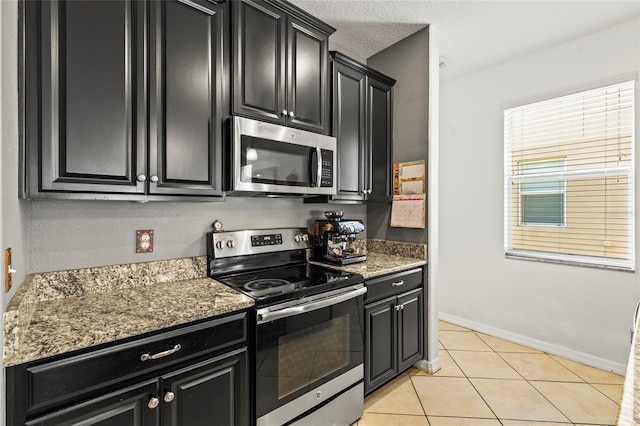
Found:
316,147 -> 322,187
309,147 -> 322,187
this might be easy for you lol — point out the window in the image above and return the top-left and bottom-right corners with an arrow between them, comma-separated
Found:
504,81 -> 635,270
519,159 -> 566,227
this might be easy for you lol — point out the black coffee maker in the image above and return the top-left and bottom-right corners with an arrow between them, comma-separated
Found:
312,211 -> 367,265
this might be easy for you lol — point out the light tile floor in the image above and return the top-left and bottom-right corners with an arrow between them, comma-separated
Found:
358,321 -> 624,426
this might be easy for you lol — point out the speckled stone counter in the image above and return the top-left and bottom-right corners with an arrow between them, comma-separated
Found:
310,239 -> 427,279
3,257 -> 254,367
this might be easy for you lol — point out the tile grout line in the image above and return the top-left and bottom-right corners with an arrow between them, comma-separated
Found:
473,330 -> 580,424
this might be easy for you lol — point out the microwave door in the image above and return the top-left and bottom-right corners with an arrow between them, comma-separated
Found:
240,135 -> 314,189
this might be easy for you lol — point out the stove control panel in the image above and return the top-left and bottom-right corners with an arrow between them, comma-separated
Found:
251,234 -> 282,247
209,228 -> 309,258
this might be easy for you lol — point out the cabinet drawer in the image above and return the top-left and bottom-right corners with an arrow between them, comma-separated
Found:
365,268 -> 422,303
25,312 -> 247,414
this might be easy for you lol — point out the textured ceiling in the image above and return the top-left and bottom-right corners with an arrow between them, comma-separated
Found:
289,0 -> 640,82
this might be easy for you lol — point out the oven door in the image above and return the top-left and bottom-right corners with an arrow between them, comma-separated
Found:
255,285 -> 366,426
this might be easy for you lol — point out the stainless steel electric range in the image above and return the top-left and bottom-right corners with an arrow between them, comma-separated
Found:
207,227 -> 366,426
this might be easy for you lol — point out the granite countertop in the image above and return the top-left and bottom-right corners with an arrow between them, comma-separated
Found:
3,257 -> 254,367
310,239 -> 427,279
4,238 -> 426,368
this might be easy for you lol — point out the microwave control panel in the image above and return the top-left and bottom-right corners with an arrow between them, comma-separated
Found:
320,149 -> 333,187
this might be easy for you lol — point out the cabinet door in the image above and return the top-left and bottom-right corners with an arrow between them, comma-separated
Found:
232,0 -> 286,124
25,380 -> 157,426
364,296 -> 397,395
148,0 -> 226,196
366,77 -> 393,202
286,17 -> 329,134
161,348 -> 249,426
332,61 -> 366,201
30,0 -> 146,194
397,288 -> 424,373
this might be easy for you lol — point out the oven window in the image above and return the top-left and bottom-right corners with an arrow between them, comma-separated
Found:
241,135 -> 312,187
255,296 -> 364,418
277,316 -> 350,398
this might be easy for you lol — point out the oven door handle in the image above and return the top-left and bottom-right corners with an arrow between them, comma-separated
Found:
257,286 -> 367,324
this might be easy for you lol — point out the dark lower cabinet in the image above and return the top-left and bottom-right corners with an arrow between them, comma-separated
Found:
25,380 -> 158,426
23,0 -> 227,200
7,313 -> 250,426
161,349 -> 249,426
365,296 -> 397,392
397,289 -> 424,372
364,269 -> 424,395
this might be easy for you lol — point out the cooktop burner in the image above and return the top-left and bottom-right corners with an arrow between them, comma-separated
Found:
216,263 -> 362,306
244,279 -> 294,297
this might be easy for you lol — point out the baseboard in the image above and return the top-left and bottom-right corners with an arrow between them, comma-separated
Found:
414,357 -> 441,374
438,312 -> 627,375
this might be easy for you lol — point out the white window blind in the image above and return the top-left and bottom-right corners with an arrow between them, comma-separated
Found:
504,81 -> 635,270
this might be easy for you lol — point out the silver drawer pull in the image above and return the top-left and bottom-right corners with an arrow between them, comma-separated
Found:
391,280 -> 404,287
141,344 -> 181,362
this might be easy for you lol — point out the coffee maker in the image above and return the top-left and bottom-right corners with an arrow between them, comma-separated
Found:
312,211 -> 367,265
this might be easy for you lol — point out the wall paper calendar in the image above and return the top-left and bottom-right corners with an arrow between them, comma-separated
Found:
390,160 -> 426,228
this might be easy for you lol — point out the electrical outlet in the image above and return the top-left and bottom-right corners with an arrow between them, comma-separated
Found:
136,230 -> 154,253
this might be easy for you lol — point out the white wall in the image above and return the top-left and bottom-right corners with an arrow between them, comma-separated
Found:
439,17 -> 640,372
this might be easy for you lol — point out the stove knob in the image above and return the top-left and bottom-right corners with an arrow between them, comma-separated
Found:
215,240 -> 223,250
226,240 -> 235,248
295,234 -> 302,242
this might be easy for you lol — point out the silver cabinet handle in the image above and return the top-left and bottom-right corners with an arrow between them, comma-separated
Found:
164,392 -> 175,403
140,344 -> 181,362
289,110 -> 294,118
392,280 -> 404,287
148,397 -> 160,409
282,109 -> 288,116
136,174 -> 147,182
395,305 -> 401,311
149,175 -> 159,183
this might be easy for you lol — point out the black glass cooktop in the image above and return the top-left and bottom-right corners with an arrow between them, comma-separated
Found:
216,263 -> 363,306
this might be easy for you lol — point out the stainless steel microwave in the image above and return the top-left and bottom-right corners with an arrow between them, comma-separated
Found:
226,116 -> 337,196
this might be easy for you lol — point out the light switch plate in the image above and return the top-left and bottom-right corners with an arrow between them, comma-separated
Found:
136,230 -> 154,253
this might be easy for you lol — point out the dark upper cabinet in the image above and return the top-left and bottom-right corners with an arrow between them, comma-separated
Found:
366,77 -> 394,202
320,52 -> 395,203
26,0 -> 147,195
148,0 -> 226,196
232,0 -> 333,134
332,60 -> 367,200
24,0 -> 227,199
